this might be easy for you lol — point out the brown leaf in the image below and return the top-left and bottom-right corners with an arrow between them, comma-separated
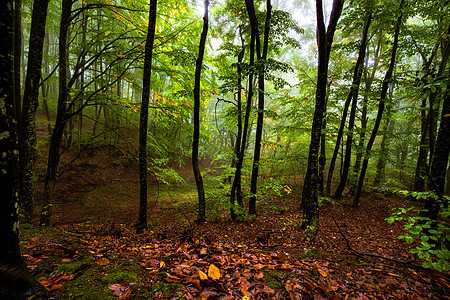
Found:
96,257 -> 110,266
277,252 -> 288,263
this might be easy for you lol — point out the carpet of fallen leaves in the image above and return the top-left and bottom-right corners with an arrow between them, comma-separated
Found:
21,191 -> 450,300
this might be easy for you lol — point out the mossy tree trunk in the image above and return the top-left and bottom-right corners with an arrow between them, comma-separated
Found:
18,0 -> 50,221
301,0 -> 343,242
0,2 -> 48,297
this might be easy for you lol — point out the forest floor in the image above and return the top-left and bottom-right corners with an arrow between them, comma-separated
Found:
21,116 -> 449,299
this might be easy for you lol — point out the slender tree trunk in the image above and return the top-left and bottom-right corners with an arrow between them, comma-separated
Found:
333,9 -> 372,199
352,35 -> 382,190
0,3 -> 48,297
19,0 -> 51,221
137,0 -> 158,233
192,0 -> 209,222
301,0 -> 343,242
249,0 -> 271,215
230,7 -> 257,218
229,26 -> 245,220
353,0 -> 404,207
40,0 -> 73,226
414,97 -> 429,191
318,88 -> 330,196
374,99 -> 397,185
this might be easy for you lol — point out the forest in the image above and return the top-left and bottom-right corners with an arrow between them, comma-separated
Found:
0,0 -> 449,298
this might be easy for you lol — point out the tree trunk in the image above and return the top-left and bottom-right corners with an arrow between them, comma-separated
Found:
353,0 -> 404,207
374,99 -> 397,185
40,0 -> 73,226
333,9 -> 372,199
192,0 -> 209,223
229,26 -> 245,220
18,0 -> 50,221
0,2 -> 48,297
352,35 -> 382,190
249,0 -> 271,216
137,0 -> 158,233
301,0 -> 343,242
414,97 -> 429,191
230,6 -> 257,218
13,0 -> 22,123
420,23 -> 450,220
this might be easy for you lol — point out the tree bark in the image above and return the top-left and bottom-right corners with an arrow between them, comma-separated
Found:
352,35 -> 382,190
230,5 -> 257,219
18,0 -> 50,221
301,0 -> 343,242
229,26 -> 245,220
40,0 -> 73,226
249,0 -> 271,216
353,0 -> 404,207
13,0 -> 22,123
192,0 -> 209,222
333,9 -> 372,199
420,23 -> 450,220
137,0 -> 158,233
0,2 -> 48,297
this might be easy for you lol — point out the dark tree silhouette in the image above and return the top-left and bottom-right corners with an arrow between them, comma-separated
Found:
192,0 -> 209,222
137,0 -> 158,233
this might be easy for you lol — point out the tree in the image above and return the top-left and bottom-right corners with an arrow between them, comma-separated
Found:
18,0 -> 51,221
0,1 -> 47,297
328,5 -> 373,198
248,0 -> 272,215
301,0 -> 344,241
192,0 -> 209,222
40,0 -> 74,226
353,0 -> 405,207
137,0 -> 158,234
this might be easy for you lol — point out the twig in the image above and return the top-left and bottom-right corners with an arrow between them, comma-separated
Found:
331,216 -> 419,267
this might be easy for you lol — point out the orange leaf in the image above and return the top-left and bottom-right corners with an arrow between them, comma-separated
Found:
198,270 -> 208,280
318,268 -> 328,277
208,264 -> 220,280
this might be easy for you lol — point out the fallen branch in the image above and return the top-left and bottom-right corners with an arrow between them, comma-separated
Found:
331,216 -> 419,267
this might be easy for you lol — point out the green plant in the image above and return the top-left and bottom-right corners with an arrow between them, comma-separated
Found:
386,190 -> 450,272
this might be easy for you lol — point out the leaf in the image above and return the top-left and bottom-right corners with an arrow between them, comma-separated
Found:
96,257 -> 110,266
208,264 -> 221,280
198,270 -> 208,281
318,268 -> 328,277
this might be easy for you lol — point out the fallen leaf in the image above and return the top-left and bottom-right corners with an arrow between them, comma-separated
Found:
199,270 -> 208,281
318,268 -> 328,277
96,257 -> 110,266
208,264 -> 220,280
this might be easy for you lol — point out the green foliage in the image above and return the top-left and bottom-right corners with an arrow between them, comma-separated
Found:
386,190 -> 450,272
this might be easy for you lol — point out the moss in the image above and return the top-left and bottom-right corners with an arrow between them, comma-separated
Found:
103,271 -> 138,285
54,260 -> 91,274
55,262 -> 143,300
153,281 -> 184,299
263,270 -> 285,290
